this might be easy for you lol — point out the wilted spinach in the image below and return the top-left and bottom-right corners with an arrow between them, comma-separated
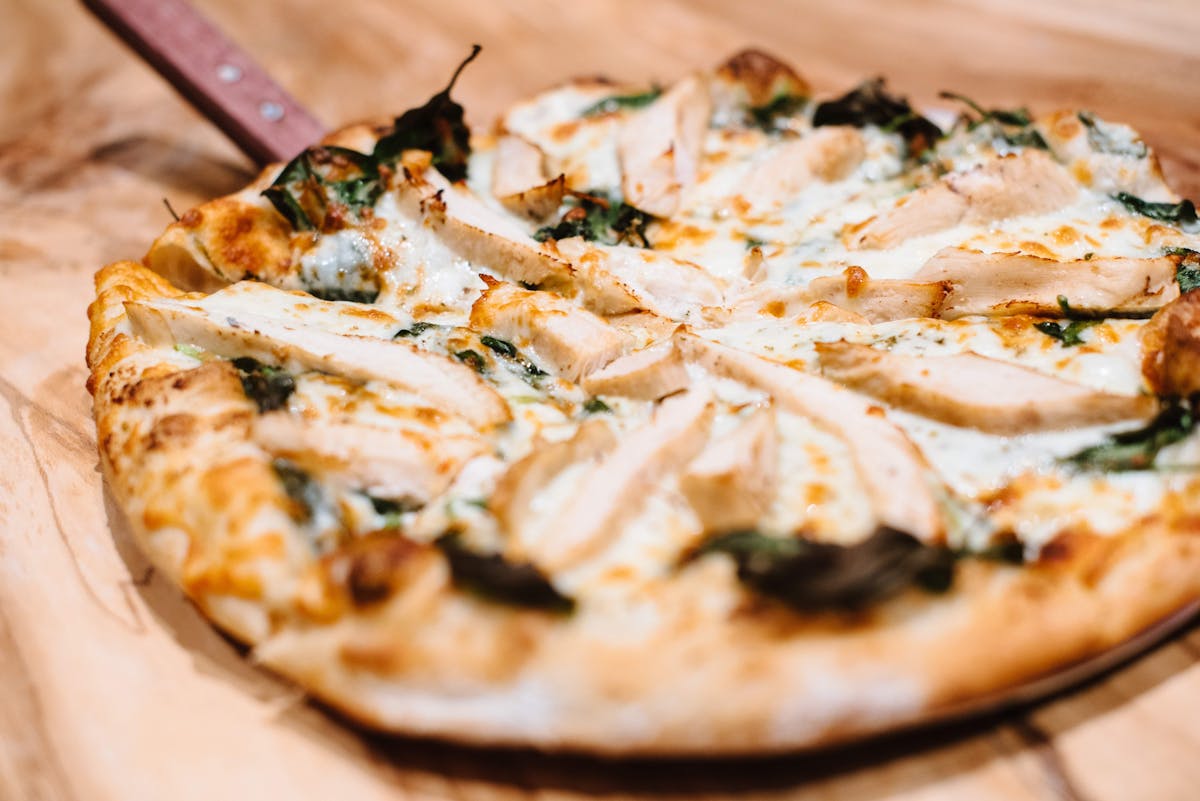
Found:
813,78 -> 942,157
581,87 -> 662,117
232,357 -> 295,412
435,532 -> 575,612
1062,398 -> 1197,471
687,527 -> 955,611
1114,192 -> 1199,231
534,190 -> 651,247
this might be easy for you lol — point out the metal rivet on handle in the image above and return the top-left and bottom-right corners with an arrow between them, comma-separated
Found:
259,101 -> 285,122
216,63 -> 242,83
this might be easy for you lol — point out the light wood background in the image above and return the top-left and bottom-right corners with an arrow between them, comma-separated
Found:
3,1 -> 1200,799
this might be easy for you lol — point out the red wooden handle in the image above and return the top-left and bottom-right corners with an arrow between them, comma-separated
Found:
81,0 -> 327,165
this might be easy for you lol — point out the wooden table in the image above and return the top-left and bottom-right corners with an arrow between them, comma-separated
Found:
3,1 -> 1199,798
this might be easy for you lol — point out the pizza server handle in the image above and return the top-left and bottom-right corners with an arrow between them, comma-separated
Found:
81,0 -> 328,165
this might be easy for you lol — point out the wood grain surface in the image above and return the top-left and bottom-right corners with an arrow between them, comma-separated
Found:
2,1 -> 1200,799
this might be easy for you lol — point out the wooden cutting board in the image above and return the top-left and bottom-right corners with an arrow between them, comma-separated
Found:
3,1 -> 1199,798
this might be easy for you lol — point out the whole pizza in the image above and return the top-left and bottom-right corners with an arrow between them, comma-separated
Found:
86,47 -> 1200,754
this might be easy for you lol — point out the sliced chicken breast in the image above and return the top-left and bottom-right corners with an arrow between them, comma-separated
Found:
817,341 -> 1156,434
490,418 -> 617,538
469,280 -> 630,382
532,389 -> 715,571
741,127 -> 865,211
581,341 -> 690,400
916,247 -> 1179,318
555,237 -> 725,322
253,413 -> 486,505
680,406 -> 778,533
676,333 -> 943,543
125,298 -> 511,429
853,150 -> 1078,249
618,75 -> 712,217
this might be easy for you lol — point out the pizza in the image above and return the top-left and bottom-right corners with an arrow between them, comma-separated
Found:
86,47 -> 1200,755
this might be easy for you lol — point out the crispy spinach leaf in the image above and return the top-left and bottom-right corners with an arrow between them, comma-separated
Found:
813,78 -> 942,156
232,357 -> 295,412
372,45 -> 481,181
533,190 -> 651,247
1062,398 -> 1197,471
435,532 -> 575,612
1114,192 -> 1199,231
262,146 -> 383,232
580,88 -> 662,117
689,527 -> 955,611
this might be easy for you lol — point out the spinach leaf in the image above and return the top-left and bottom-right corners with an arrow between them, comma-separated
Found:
939,91 -> 1047,150
813,78 -> 942,157
479,335 -> 517,358
272,459 -> 322,522
1114,192 -> 1199,231
534,190 -> 651,247
480,336 -> 546,377
454,349 -> 485,372
262,146 -> 383,232
232,357 -> 295,412
582,397 -> 611,414
748,93 -> 807,131
688,527 -> 955,611
580,88 -> 662,117
939,91 -> 1031,129
372,45 -> 481,182
368,496 -> 421,528
1078,112 -> 1148,158
435,532 -> 575,612
1000,128 -> 1049,150
1034,318 -> 1099,347
304,286 -> 380,304
1062,398 -> 1197,471
1167,247 -> 1200,293
393,321 -> 438,338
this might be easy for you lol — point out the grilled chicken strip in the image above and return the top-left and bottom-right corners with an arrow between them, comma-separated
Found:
403,162 -> 574,287
490,418 -> 617,539
618,74 -> 712,217
470,280 -> 630,382
532,389 -> 715,571
680,406 -> 778,533
741,127 -> 865,211
853,150 -> 1078,249
490,135 -> 566,221
817,341 -> 1156,434
253,412 -> 486,505
582,341 -> 690,400
125,298 -> 511,429
555,237 -> 725,322
916,247 -> 1179,318
676,333 -> 943,542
